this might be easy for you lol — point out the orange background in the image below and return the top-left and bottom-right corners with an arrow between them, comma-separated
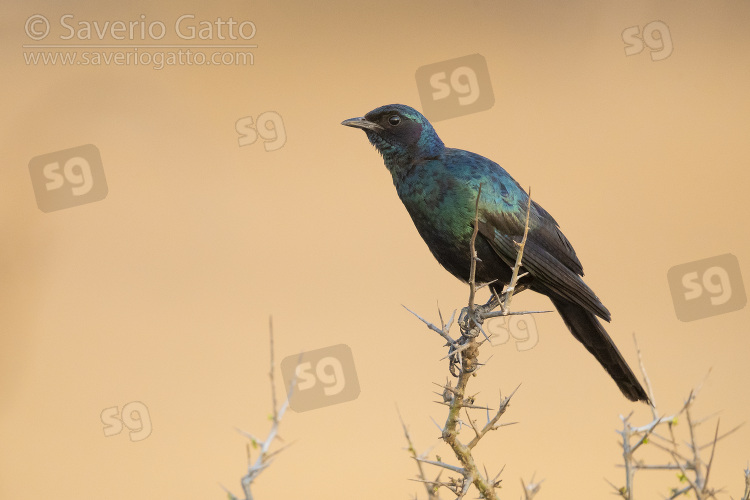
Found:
2,1 -> 749,499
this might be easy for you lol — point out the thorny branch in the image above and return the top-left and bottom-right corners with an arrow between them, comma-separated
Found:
399,407 -> 442,500
404,186 -> 541,499
609,336 -> 744,500
223,317 -> 297,500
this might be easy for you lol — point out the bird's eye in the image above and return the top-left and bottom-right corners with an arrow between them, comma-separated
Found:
388,115 -> 401,126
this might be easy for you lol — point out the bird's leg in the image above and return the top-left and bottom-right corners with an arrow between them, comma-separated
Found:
477,293 -> 501,315
463,281 -> 531,323
458,288 -> 504,333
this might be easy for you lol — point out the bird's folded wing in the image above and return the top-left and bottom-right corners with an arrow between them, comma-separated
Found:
477,213 -> 611,322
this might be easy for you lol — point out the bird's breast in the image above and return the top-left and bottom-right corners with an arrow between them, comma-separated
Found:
395,164 -> 510,284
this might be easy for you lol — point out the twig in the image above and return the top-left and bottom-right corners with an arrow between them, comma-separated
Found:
269,317 -> 279,423
521,473 -> 543,500
224,317 -> 297,500
633,333 -> 657,413
467,184 -> 483,314
399,407 -> 441,500
500,189 -> 532,313
703,419 -> 721,493
467,387 -> 518,449
404,305 -> 457,348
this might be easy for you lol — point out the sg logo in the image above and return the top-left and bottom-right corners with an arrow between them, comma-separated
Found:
415,53 -> 495,122
101,401 -> 152,442
280,344 -> 360,412
668,254 -> 746,321
622,21 -> 673,61
28,144 -> 108,212
236,111 -> 287,151
486,314 -> 539,351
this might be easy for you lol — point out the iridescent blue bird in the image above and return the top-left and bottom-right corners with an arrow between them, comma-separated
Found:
342,104 -> 648,403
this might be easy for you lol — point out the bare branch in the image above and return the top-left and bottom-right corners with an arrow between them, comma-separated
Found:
671,450 -> 704,500
403,305 -> 457,347
633,333 -> 656,412
416,457 -> 467,475
227,317 -> 297,500
609,348 -> 746,500
269,316 -> 278,424
467,387 -> 518,450
467,183 -> 483,314
398,407 -> 441,500
500,188 -> 532,313
703,418 -> 721,493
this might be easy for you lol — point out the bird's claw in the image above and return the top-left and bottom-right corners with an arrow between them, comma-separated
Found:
458,294 -> 499,334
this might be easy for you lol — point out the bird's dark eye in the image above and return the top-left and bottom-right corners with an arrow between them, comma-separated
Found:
388,115 -> 401,126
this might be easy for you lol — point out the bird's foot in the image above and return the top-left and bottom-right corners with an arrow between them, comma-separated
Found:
458,307 -> 480,336
458,294 -> 501,332
453,288 -> 529,375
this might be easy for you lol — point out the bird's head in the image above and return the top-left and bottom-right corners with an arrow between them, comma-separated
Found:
341,104 -> 444,168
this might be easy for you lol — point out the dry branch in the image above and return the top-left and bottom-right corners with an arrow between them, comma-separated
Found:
224,317 -> 296,500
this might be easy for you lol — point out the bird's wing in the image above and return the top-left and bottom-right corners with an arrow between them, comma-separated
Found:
476,187 -> 611,321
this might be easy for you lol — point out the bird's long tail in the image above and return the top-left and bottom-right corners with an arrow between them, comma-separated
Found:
549,297 -> 650,403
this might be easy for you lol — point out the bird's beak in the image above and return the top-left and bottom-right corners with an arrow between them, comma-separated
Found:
341,116 -> 384,132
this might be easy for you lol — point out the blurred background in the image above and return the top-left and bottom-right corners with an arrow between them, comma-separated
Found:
2,1 -> 749,498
